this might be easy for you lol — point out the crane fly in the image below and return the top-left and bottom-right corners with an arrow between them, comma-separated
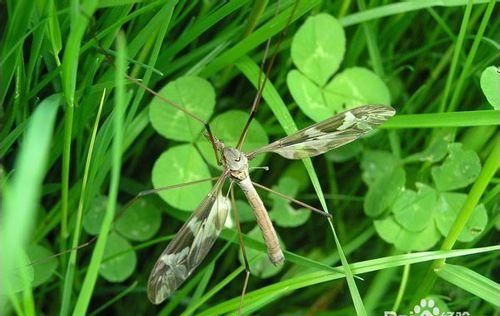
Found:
147,104 -> 395,304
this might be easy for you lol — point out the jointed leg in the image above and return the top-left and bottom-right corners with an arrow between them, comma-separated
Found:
88,15 -> 222,165
31,177 -> 219,265
236,0 -> 299,150
251,181 -> 332,218
229,183 -> 251,315
119,177 -> 219,221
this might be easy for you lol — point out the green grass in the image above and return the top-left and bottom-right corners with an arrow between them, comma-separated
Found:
1,1 -> 499,316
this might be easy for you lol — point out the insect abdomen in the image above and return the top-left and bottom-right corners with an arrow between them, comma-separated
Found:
237,177 -> 284,265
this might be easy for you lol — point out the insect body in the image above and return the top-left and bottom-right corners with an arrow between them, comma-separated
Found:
147,105 -> 395,304
220,142 -> 284,266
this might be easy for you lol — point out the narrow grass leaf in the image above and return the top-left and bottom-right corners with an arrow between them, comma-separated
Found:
447,0 -> 497,112
1,94 -> 59,312
0,0 -> 35,102
382,110 -> 500,129
60,89 -> 106,316
341,0 -> 492,27
60,0 -> 99,106
436,264 -> 500,307
202,0 -> 320,76
72,32 -> 127,316
199,246 -> 499,314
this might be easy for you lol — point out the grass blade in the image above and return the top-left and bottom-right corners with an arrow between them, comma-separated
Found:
1,94 -> 60,314
71,32 -> 126,316
60,90 -> 106,316
436,264 -> 500,307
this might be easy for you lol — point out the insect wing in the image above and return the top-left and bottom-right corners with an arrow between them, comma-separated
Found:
147,175 -> 229,304
249,105 -> 395,159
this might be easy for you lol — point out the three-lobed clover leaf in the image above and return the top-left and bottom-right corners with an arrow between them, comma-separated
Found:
291,13 -> 345,87
361,150 -> 400,186
362,140 -> 487,251
83,194 -> 108,235
84,194 -> 162,239
115,197 -> 162,241
405,137 -> 449,163
288,14 -> 391,122
374,215 -> 441,252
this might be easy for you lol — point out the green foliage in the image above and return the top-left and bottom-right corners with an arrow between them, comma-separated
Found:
431,143 -> 481,191
149,78 -> 268,211
1,1 -> 498,316
364,164 -> 406,217
152,144 -> 212,211
480,66 -> 500,109
436,264 -> 500,307
291,13 -> 345,86
197,110 -> 268,167
364,141 -> 489,252
100,232 -> 137,282
288,13 -> 390,122
238,226 -> 284,278
2,251 -> 34,294
115,198 -> 162,241
149,76 -> 216,142
83,195 -> 108,235
269,177 -> 311,227
83,194 -> 161,282
374,214 -> 442,252
27,245 -> 58,288
392,184 -> 436,232
1,94 -> 59,306
435,193 -> 488,242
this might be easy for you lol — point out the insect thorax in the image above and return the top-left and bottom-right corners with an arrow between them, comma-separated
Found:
222,147 -> 249,181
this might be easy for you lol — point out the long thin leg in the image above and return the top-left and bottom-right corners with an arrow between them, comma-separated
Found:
230,183 -> 251,315
86,14 -> 221,164
236,0 -> 299,150
117,177 -> 219,222
115,72 -> 221,164
134,177 -> 219,198
29,177 -> 218,266
251,181 -> 332,218
28,237 -> 97,266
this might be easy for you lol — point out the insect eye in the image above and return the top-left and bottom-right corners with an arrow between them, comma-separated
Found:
235,156 -> 241,162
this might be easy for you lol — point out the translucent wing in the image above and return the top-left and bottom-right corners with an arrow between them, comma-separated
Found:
248,105 -> 395,159
147,175 -> 229,304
